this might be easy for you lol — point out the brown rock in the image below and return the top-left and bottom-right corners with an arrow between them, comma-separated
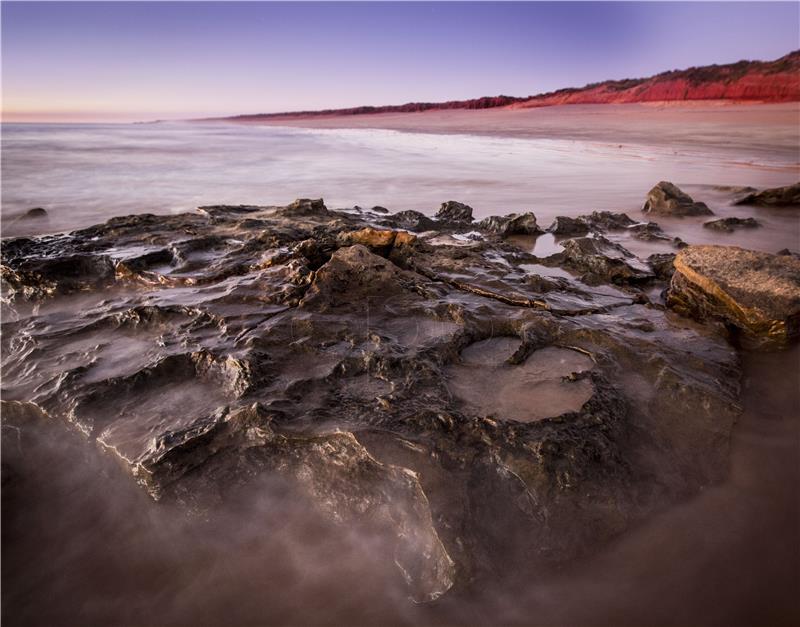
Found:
642,182 -> 713,217
667,245 -> 800,347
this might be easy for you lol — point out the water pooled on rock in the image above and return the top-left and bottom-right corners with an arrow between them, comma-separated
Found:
447,337 -> 594,422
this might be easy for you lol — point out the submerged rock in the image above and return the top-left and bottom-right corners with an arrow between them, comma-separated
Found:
734,183 -> 800,207
703,217 -> 760,232
478,212 -> 541,236
642,181 -> 713,217
667,245 -> 800,347
21,207 -> 48,219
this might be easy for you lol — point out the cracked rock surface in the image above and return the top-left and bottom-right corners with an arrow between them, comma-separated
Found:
2,198 -> 745,601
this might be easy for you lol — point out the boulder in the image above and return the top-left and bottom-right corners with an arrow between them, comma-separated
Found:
435,201 -> 474,224
382,210 -> 437,232
579,211 -> 637,230
642,182 -> 713,217
734,183 -> 800,207
667,245 -> 800,347
548,216 -> 588,236
559,236 -> 653,285
478,212 -> 541,236
703,217 -> 760,232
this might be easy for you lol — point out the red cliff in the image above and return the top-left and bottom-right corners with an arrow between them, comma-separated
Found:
211,50 -> 800,122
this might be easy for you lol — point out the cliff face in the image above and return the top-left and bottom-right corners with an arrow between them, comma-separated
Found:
212,51 -> 799,122
511,51 -> 800,108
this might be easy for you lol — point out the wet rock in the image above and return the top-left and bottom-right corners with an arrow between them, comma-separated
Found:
136,404 -> 455,602
558,236 -> 653,285
734,182 -> 800,207
435,201 -> 474,224
0,197 -> 745,603
338,227 -> 416,255
281,197 -> 329,217
579,211 -> 637,230
667,245 -> 800,347
703,217 -> 760,232
777,248 -> 800,259
381,210 -> 438,232
548,216 -> 589,236
626,221 -> 670,241
478,212 -> 541,236
1,253 -> 115,299
642,181 -> 713,217
647,253 -> 676,281
371,205 -> 390,214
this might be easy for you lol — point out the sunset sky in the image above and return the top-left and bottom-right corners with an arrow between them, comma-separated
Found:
2,1 -> 799,123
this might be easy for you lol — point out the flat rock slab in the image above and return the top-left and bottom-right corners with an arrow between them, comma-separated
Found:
668,245 -> 800,347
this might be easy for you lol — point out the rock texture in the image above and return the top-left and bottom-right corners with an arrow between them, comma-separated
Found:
435,201 -> 474,224
667,245 -> 800,347
1,197 -> 747,602
642,182 -> 713,217
734,183 -> 800,208
703,217 -> 760,232
478,212 -> 541,236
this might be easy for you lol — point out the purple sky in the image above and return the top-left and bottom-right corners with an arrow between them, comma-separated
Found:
2,1 -> 799,122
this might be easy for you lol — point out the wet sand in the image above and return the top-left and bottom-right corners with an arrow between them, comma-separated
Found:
234,102 -> 800,163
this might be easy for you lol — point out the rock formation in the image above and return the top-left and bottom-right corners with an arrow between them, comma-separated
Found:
642,182 -> 714,217
667,245 -> 800,347
1,196 -> 762,602
734,182 -> 800,207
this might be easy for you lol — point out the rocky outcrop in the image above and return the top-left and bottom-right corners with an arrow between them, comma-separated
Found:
642,182 -> 713,217
548,216 -> 589,236
734,183 -> 800,207
703,217 -> 760,232
1,198 -> 744,603
558,236 -> 653,285
667,245 -> 800,347
435,201 -> 474,224
478,212 -> 541,236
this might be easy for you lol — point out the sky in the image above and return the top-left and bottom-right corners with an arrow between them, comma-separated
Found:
2,1 -> 799,122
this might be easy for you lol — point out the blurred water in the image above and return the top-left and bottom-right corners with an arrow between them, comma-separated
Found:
2,121 -> 798,242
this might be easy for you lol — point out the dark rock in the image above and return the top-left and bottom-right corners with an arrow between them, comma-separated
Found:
1,198 -> 744,603
21,207 -> 48,219
642,182 -> 713,217
579,211 -> 637,230
381,210 -> 437,232
734,183 -> 800,207
667,245 -> 800,347
626,221 -> 669,241
703,217 -> 761,232
558,236 -> 654,285
371,205 -> 390,214
1,253 -> 115,299
478,212 -> 541,236
435,200 -> 474,224
777,248 -> 800,259
647,253 -> 676,280
280,198 -> 329,217
548,216 -> 589,236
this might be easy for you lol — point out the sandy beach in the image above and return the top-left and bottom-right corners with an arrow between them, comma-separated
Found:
227,102 -> 800,161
